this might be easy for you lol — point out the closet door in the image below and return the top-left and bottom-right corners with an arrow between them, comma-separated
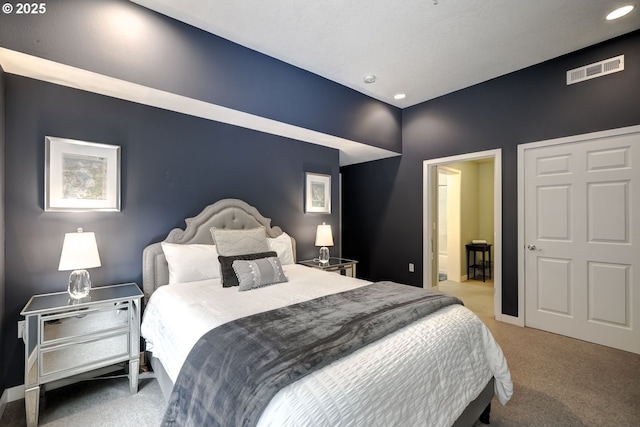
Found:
523,127 -> 639,354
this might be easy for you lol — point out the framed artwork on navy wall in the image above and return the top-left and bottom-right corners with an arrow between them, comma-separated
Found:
45,136 -> 121,212
305,172 -> 331,214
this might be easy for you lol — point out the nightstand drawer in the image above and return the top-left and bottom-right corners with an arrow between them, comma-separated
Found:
41,332 -> 130,381
41,303 -> 130,345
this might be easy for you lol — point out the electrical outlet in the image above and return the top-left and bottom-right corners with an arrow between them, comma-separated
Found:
408,263 -> 415,273
18,320 -> 25,339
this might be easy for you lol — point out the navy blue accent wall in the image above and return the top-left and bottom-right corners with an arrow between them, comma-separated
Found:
0,0 -> 401,389
0,65 -> 6,393
342,31 -> 640,316
2,74 -> 341,387
0,0 -> 401,152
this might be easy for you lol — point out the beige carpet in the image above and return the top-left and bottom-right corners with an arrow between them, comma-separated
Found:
440,279 -> 640,427
0,376 -> 164,427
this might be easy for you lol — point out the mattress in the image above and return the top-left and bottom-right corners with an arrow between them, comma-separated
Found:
141,264 -> 512,426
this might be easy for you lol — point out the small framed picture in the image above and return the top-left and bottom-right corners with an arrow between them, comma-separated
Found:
305,172 -> 331,214
45,136 -> 121,212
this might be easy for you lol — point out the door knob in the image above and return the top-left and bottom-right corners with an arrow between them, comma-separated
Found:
527,244 -> 542,251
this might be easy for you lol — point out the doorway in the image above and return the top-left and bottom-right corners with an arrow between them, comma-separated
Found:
437,167 -> 461,283
423,149 -> 504,321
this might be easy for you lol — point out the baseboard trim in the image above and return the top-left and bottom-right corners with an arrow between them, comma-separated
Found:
2,383 -> 24,404
497,313 -> 524,327
0,387 -> 8,421
1,365 -> 123,404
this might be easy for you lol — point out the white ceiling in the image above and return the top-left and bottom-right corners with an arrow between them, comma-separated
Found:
131,0 -> 639,108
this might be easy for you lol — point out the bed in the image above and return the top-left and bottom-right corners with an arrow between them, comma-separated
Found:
141,198 -> 512,427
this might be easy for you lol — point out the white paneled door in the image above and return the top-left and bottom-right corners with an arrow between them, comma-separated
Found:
523,127 -> 640,354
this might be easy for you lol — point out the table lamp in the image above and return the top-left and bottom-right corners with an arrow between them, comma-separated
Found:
315,223 -> 334,264
58,228 -> 101,299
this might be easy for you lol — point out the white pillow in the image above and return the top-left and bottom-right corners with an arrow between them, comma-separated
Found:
267,232 -> 294,265
161,242 -> 220,284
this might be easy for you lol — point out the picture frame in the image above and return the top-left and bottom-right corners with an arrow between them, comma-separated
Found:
305,172 -> 331,214
45,136 -> 121,212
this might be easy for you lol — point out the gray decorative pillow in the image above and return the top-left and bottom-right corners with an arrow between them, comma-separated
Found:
233,257 -> 288,291
210,227 -> 270,257
218,251 -> 277,288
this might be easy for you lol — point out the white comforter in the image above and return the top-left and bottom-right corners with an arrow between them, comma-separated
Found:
141,264 -> 512,427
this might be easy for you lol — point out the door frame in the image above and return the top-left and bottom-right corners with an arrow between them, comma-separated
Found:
517,124 -> 640,330
423,149 -> 504,321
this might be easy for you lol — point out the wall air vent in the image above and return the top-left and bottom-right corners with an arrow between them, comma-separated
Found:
566,55 -> 624,85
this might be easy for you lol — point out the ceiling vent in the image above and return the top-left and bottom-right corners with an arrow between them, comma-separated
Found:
566,55 -> 624,85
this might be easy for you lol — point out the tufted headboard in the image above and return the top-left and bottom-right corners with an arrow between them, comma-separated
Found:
142,199 -> 296,303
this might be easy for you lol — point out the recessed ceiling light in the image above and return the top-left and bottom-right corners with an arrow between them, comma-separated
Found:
606,5 -> 634,20
394,93 -> 406,100
363,75 -> 376,84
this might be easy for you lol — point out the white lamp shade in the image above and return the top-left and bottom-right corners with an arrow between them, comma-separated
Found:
58,230 -> 102,271
315,223 -> 334,247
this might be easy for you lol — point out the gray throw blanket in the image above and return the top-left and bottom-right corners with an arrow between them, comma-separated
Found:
162,281 -> 462,427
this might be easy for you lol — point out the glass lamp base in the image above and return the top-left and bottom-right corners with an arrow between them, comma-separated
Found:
68,269 -> 91,299
319,246 -> 330,264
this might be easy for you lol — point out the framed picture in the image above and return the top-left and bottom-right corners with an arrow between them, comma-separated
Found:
45,136 -> 121,212
305,172 -> 331,214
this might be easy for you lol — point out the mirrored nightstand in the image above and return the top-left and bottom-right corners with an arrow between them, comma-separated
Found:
20,283 -> 143,427
298,257 -> 358,277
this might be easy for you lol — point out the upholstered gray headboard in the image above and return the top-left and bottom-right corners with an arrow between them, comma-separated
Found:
142,199 -> 296,303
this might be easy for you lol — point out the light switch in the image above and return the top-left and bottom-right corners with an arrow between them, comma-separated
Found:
18,320 -> 25,339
